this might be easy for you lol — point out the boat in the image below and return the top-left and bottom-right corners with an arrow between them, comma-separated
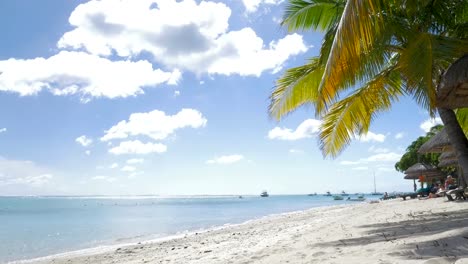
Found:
347,195 -> 366,201
370,171 -> 384,195
324,191 -> 332,196
333,195 -> 344,200
238,195 -> 243,199
341,191 -> 349,196
307,192 -> 317,196
260,191 -> 269,197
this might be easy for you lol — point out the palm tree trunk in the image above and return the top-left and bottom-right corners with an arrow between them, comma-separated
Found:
438,107 -> 468,187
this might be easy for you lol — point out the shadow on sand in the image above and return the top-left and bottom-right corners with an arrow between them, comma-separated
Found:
316,202 -> 468,261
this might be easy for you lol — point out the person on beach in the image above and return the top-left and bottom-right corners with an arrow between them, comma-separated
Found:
445,175 -> 456,190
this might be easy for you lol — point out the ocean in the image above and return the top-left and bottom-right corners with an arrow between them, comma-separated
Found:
0,195 -> 376,263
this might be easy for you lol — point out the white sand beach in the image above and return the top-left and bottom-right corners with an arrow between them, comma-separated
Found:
22,198 -> 468,264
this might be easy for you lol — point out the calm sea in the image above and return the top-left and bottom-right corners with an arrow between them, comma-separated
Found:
0,195 -> 376,263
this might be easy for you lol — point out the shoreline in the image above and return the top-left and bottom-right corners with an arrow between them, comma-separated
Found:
13,198 -> 468,264
10,203 -> 354,264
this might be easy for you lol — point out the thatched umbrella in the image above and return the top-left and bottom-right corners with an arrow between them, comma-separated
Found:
418,128 -> 453,154
437,54 -> 468,109
404,163 -> 445,182
438,151 -> 458,167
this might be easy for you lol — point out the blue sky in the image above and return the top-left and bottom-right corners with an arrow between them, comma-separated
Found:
0,0 -> 443,196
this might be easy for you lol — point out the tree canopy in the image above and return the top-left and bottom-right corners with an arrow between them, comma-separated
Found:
394,125 -> 443,172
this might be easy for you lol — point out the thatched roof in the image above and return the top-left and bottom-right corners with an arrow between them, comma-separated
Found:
438,151 -> 458,167
418,128 -> 453,154
404,162 -> 445,180
437,54 -> 468,109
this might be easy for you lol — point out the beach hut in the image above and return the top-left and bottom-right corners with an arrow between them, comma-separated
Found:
418,128 -> 452,154
436,54 -> 468,109
438,151 -> 458,168
404,163 -> 445,190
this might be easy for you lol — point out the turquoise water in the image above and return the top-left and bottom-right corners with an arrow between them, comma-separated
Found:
0,195 -> 376,263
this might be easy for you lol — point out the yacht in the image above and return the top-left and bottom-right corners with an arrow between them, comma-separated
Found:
260,191 -> 269,197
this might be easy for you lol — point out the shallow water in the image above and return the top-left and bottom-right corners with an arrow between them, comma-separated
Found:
0,195 -> 377,262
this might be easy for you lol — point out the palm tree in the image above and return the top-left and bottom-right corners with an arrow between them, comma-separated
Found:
270,0 -> 468,183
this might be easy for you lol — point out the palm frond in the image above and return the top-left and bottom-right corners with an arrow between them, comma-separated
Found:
316,0 -> 390,113
319,67 -> 403,157
269,58 -> 324,120
282,0 -> 345,32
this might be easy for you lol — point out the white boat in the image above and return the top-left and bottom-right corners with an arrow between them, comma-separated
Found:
333,195 -> 344,200
347,196 -> 366,201
260,191 -> 269,197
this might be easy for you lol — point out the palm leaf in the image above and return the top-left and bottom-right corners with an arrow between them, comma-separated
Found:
282,0 -> 345,32
319,66 -> 403,157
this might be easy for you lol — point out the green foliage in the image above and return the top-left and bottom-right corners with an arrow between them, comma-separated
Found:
394,125 -> 443,172
271,0 -> 468,157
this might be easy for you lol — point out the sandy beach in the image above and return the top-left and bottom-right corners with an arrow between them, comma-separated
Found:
20,198 -> 468,264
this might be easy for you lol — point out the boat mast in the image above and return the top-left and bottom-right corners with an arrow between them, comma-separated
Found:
373,171 -> 376,193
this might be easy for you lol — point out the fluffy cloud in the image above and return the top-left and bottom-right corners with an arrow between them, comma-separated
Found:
126,158 -> 144,164
101,108 -> 207,141
92,175 -> 116,182
340,152 -> 402,165
206,154 -> 244,165
58,0 -> 307,76
357,131 -> 385,143
268,119 -> 321,141
109,140 -> 167,155
0,128 -> 6,133
109,163 -> 119,169
368,146 -> 390,153
242,0 -> 283,13
75,135 -> 93,147
289,148 -> 304,154
0,51 -> 180,99
121,165 -> 136,172
0,158 -> 53,186
420,117 -> 443,132
395,132 -> 405,139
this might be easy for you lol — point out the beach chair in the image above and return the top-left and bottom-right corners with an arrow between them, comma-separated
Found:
446,187 -> 467,201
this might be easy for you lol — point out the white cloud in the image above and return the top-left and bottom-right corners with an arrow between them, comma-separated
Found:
289,148 -> 304,154
377,167 -> 395,172
395,132 -> 405,139
0,51 -> 180,99
368,146 -> 390,153
58,0 -> 307,77
101,108 -> 207,141
128,171 -> 144,179
357,131 -> 385,143
0,128 -> 6,133
109,163 -> 119,169
364,152 -> 402,162
92,175 -> 116,182
420,117 -> 443,132
0,158 -> 53,186
126,158 -> 144,164
85,150 -> 91,155
340,161 -> 361,165
242,0 -> 283,13
268,119 -> 321,141
206,154 -> 244,165
174,90 -> 180,97
76,135 -> 93,147
352,166 -> 369,171
109,140 -> 167,155
340,152 -> 402,165
121,165 -> 136,172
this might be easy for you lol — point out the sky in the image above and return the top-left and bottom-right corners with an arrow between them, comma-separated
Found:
0,0 -> 444,196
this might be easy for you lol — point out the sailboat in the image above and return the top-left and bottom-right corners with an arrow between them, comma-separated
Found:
323,191 -> 332,196
371,171 -> 383,195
